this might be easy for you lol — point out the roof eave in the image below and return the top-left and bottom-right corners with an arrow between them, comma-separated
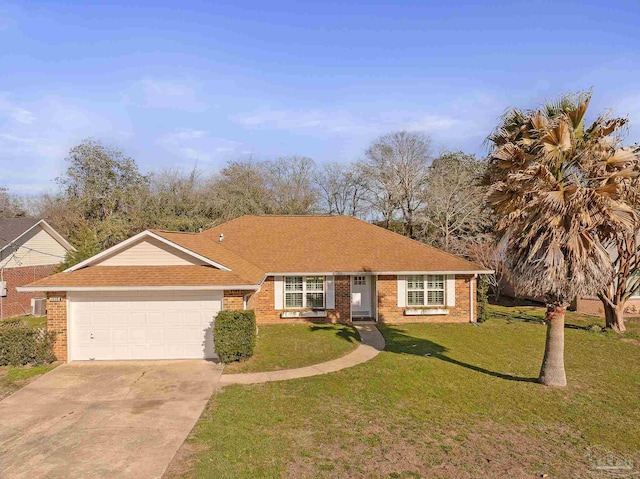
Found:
17,285 -> 260,293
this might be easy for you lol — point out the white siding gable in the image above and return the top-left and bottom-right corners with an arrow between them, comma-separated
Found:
0,224 -> 68,268
96,237 -> 206,266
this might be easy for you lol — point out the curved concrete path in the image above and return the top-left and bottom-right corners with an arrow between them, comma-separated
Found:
220,322 -> 385,385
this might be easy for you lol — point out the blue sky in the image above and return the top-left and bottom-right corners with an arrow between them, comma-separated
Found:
1,1 -> 640,193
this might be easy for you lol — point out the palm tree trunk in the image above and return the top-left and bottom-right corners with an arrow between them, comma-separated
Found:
538,305 -> 567,387
603,302 -> 626,333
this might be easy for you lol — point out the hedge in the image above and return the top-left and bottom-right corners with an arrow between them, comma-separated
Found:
214,310 -> 256,364
0,322 -> 56,366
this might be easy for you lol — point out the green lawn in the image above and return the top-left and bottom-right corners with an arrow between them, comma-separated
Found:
0,315 -> 47,329
223,323 -> 359,374
168,307 -> 640,479
0,364 -> 57,401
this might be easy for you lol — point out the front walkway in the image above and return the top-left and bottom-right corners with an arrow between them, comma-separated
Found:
220,322 -> 385,385
0,360 -> 222,479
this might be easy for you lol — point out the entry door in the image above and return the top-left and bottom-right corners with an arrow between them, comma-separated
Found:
351,275 -> 371,318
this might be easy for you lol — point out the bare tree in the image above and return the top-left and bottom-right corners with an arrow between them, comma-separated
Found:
265,156 -> 319,214
0,187 -> 26,218
419,152 -> 489,253
316,162 -> 367,216
466,238 -> 507,300
208,160 -> 274,220
361,131 -> 431,237
142,166 -> 217,231
596,150 -> 640,333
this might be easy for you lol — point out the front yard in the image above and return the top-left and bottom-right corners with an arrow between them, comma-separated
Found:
167,306 -> 640,479
223,323 -> 359,374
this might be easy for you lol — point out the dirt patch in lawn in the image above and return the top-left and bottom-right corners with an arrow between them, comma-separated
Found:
286,420 -> 592,479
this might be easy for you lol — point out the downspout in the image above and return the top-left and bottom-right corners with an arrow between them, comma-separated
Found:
470,274 -> 477,323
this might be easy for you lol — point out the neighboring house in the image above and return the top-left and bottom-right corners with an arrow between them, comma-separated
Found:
20,215 -> 490,362
0,218 -> 75,319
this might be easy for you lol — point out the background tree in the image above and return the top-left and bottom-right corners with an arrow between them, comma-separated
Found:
44,138 -> 149,266
361,131 -> 431,236
485,92 -> 637,387
418,151 -> 490,253
316,162 -> 368,216
142,167 -> 216,232
265,156 -> 319,214
58,138 -> 149,223
596,151 -> 640,333
0,187 -> 26,218
208,160 -> 274,220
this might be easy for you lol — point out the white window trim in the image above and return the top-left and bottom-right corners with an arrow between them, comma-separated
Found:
284,275 -> 326,309
407,274 -> 446,307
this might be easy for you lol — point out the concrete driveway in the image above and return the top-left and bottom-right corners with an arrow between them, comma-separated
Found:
0,360 -> 222,479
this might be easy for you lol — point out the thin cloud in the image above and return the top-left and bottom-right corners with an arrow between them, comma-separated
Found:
129,78 -> 207,111
0,95 -> 133,192
157,128 -> 243,163
0,94 -> 36,124
233,108 -> 460,136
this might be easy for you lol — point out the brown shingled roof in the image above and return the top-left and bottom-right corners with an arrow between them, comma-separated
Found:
22,215 -> 488,291
150,230 -> 265,283
26,266 -> 254,288
202,215 -> 485,273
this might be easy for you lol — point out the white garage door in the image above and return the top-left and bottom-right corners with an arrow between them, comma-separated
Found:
69,291 -> 223,361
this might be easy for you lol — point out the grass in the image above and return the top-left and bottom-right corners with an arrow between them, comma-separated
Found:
168,305 -> 640,479
0,364 -> 57,401
223,323 -> 359,374
0,315 -> 47,329
488,302 -> 640,339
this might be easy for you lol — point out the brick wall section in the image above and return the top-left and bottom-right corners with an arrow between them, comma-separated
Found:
377,274 -> 474,323
223,290 -> 246,310
247,275 -> 351,324
0,264 -> 56,318
575,297 -> 640,317
46,291 -> 68,361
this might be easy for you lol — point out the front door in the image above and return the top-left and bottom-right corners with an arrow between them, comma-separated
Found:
351,275 -> 372,318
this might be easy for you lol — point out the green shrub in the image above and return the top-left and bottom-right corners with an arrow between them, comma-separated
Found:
0,323 -> 56,366
477,276 -> 491,323
214,310 -> 257,364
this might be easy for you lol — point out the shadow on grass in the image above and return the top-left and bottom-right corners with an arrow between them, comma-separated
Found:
491,309 -> 592,331
381,325 -> 538,384
309,324 -> 360,344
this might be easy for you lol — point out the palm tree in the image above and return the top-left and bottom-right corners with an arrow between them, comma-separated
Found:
485,92 -> 638,387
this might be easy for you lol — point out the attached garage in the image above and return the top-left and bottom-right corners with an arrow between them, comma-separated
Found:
68,291 -> 223,361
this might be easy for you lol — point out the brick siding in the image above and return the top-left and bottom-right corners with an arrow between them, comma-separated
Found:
0,264 -> 56,318
377,274 -> 474,323
46,291 -> 68,361
247,275 -> 351,324
246,274 -> 474,325
223,289 -> 246,310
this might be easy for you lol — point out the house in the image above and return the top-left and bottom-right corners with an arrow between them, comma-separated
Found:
19,215 -> 490,362
0,218 -> 75,319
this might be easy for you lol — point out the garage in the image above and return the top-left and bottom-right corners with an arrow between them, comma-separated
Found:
68,291 -> 223,361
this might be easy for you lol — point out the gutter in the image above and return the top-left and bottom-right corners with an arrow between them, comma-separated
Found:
17,285 -> 261,293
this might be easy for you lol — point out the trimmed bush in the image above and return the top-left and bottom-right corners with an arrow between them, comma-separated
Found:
214,310 -> 256,364
0,322 -> 56,366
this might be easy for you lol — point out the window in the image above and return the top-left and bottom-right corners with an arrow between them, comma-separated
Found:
426,275 -> 445,306
407,275 -> 445,306
285,276 -> 325,308
407,275 -> 425,306
354,276 -> 366,286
